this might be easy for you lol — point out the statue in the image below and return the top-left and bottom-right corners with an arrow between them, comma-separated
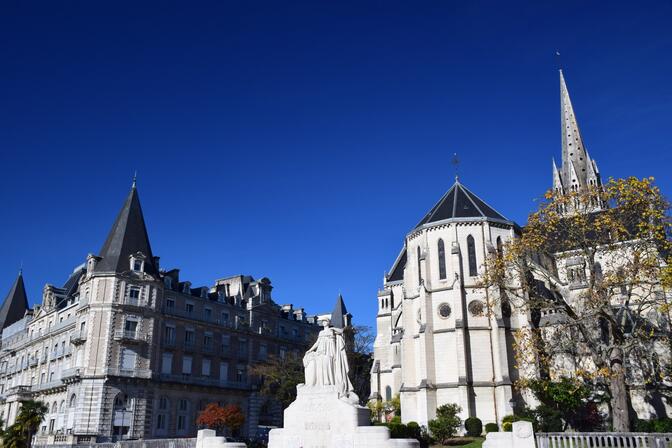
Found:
302,319 -> 355,400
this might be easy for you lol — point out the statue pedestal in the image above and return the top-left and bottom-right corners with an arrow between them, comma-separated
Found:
268,385 -> 419,448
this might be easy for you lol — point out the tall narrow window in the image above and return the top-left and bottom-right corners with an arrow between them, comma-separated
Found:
417,247 -> 422,285
496,236 -> 503,258
438,239 -> 447,280
467,235 -> 478,277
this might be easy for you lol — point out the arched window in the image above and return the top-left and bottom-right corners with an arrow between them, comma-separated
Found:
69,394 -> 77,408
60,400 -> 65,412
437,239 -> 446,280
385,386 -> 392,401
496,237 -> 503,257
417,247 -> 422,285
52,401 -> 58,413
467,235 -> 478,277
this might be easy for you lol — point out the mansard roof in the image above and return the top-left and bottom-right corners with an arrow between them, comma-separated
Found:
0,272 -> 29,330
415,179 -> 511,228
95,185 -> 157,276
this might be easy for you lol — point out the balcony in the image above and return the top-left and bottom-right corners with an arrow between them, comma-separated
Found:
114,330 -> 148,344
61,367 -> 82,382
70,331 -> 87,345
29,357 -> 38,367
163,337 -> 176,348
158,373 -> 250,390
106,367 -> 152,379
33,379 -> 64,392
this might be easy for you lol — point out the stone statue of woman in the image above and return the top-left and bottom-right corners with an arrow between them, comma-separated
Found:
303,319 -> 354,398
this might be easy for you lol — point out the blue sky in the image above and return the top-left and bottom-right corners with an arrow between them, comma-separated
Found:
1,1 -> 671,329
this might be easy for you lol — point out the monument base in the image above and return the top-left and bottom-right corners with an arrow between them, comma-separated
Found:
269,385 -> 419,448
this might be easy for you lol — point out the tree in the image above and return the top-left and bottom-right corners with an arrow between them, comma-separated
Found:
345,325 -> 374,405
428,403 -> 462,444
250,352 -> 305,411
482,177 -> 672,432
196,403 -> 245,435
5,399 -> 48,448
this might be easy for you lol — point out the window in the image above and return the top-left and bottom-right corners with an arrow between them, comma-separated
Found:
132,258 -> 143,272
238,339 -> 248,357
204,308 -> 212,321
496,236 -> 503,257
178,399 -> 188,412
120,348 -> 137,371
204,332 -> 213,349
164,326 -> 176,344
166,298 -> 175,310
438,239 -> 447,280
161,353 -> 173,375
182,356 -> 192,375
159,396 -> 168,410
279,347 -> 287,359
236,365 -> 246,383
220,312 -> 229,325
177,415 -> 186,431
185,302 -> 194,315
164,276 -> 173,289
417,246 -> 422,284
221,335 -> 230,353
156,414 -> 166,430
202,359 -> 211,377
259,344 -> 268,360
185,329 -> 195,347
124,319 -> 138,335
128,286 -> 141,301
467,235 -> 478,277
220,362 -> 229,381
385,386 -> 392,401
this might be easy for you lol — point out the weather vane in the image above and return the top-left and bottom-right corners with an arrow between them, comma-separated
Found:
451,153 -> 460,181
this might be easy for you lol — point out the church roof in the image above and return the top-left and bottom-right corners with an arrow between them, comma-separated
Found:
0,272 -> 29,330
415,179 -> 511,228
330,294 -> 349,329
387,249 -> 407,282
95,184 -> 157,276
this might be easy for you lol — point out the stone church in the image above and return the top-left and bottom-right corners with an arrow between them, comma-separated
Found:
370,70 -> 668,427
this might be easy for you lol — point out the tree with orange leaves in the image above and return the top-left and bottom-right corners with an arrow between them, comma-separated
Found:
196,403 -> 245,435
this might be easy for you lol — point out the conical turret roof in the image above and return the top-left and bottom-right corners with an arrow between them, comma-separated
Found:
0,272 -> 29,330
95,185 -> 157,276
330,294 -> 350,329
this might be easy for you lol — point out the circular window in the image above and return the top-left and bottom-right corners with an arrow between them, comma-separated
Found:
438,303 -> 451,319
468,300 -> 485,317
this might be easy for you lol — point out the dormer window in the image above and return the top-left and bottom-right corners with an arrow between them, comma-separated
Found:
163,276 -> 173,289
130,253 -> 146,273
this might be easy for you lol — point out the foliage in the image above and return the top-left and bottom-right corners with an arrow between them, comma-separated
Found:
481,177 -> 672,432
464,417 -> 482,437
250,352 -> 304,411
2,399 -> 48,448
502,422 -> 512,432
428,403 -> 462,444
525,377 -> 602,431
196,403 -> 245,434
633,418 -> 672,433
484,423 -> 499,433
345,325 -> 375,405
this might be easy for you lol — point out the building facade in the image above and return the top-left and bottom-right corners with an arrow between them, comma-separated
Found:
370,70 -> 671,427
0,183 -> 343,445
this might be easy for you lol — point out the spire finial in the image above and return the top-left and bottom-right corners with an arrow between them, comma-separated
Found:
132,171 -> 137,189
451,153 -> 460,181
19,260 -> 23,276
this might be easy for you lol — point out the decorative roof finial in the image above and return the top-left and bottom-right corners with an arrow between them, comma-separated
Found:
19,260 -> 23,276
555,50 -> 562,71
132,171 -> 137,189
451,153 -> 460,182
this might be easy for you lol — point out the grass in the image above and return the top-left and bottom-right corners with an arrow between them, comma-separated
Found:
431,437 -> 485,448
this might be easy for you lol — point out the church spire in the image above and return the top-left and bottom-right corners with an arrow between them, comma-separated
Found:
0,271 -> 29,330
330,293 -> 351,329
95,184 -> 157,276
555,70 -> 602,193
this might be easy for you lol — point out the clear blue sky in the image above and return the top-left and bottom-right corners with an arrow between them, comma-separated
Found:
1,1 -> 671,329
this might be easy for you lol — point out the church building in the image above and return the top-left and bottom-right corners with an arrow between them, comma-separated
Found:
370,70 -> 664,427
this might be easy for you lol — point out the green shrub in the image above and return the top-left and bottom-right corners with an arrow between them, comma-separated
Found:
633,418 -> 672,433
502,422 -> 512,432
390,415 -> 402,425
428,403 -> 462,444
464,417 -> 482,437
407,421 -> 421,439
502,415 -> 516,424
485,423 -> 499,433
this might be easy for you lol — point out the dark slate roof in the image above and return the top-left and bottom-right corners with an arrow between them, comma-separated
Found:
415,180 -> 510,228
330,294 -> 349,329
387,249 -> 407,282
0,273 -> 29,330
95,186 -> 157,276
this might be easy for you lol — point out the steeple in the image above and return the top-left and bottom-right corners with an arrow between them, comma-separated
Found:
95,185 -> 157,276
554,70 -> 602,194
0,271 -> 29,330
330,294 -> 351,329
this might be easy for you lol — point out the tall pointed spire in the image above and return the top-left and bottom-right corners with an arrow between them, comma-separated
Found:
95,185 -> 157,276
330,293 -> 351,329
0,271 -> 29,330
554,70 -> 603,195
